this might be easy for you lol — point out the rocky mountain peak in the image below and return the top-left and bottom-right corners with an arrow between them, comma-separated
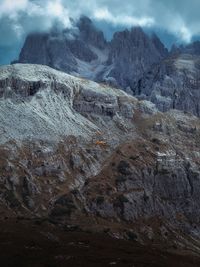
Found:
130,26 -> 149,44
15,16 -> 169,93
18,33 -> 50,65
16,17 -> 167,87
77,15 -> 107,49
151,33 -> 168,57
105,27 -> 167,90
111,26 -> 149,50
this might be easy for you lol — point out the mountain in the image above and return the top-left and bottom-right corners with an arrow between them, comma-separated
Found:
16,16 -> 167,92
1,64 -> 200,254
16,16 -> 108,77
101,27 -> 168,91
15,16 -> 200,118
138,45 -> 200,116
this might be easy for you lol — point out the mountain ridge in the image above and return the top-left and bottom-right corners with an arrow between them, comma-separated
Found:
15,16 -> 168,91
15,16 -> 200,118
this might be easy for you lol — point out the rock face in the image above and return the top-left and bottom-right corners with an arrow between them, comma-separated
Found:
138,53 -> 200,116
0,64 -> 136,143
77,16 -> 107,49
0,64 -> 200,253
104,28 -> 167,90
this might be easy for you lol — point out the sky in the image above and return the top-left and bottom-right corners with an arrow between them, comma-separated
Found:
0,0 -> 200,64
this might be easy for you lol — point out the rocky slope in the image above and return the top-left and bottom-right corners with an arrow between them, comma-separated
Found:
0,64 -> 200,255
137,50 -> 200,116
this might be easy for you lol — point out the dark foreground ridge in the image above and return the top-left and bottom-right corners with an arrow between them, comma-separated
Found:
1,218 -> 200,267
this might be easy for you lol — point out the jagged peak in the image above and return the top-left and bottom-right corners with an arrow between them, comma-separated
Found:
151,32 -> 163,44
77,15 -> 107,49
130,26 -> 145,35
78,15 -> 93,26
151,33 -> 168,56
112,26 -> 146,39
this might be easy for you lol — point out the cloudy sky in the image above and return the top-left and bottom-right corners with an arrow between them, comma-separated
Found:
0,0 -> 200,64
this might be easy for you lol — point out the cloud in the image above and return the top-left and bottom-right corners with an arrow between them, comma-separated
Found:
0,0 -> 75,64
1,0 -> 200,64
94,7 -> 155,27
0,0 -> 73,40
90,0 -> 200,43
46,0 -> 71,28
0,0 -> 28,17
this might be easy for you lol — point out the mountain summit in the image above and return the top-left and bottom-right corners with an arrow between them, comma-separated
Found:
16,16 -> 167,92
15,16 -> 200,118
